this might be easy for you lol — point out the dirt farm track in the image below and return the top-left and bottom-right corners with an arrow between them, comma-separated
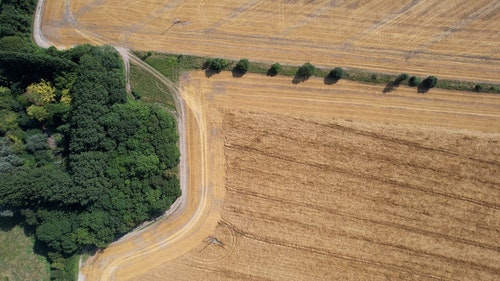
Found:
37,1 -> 500,280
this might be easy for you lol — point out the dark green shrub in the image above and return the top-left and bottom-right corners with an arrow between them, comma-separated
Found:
140,51 -> 152,61
395,73 -> 408,84
268,63 -> 281,76
296,63 -> 315,80
408,76 -> 421,87
474,84 -> 483,92
234,58 -> 249,74
328,67 -> 345,80
422,76 -> 438,88
205,58 -> 229,72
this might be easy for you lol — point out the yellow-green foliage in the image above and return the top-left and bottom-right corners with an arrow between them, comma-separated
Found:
27,105 -> 50,121
0,86 -> 9,95
26,80 -> 55,106
7,133 -> 25,154
60,89 -> 71,105
0,110 -> 17,133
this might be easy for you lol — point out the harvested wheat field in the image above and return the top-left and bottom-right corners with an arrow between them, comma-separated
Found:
38,0 -> 500,280
84,71 -> 500,281
41,0 -> 500,82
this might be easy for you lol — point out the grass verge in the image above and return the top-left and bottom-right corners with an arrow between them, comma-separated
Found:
129,64 -> 176,109
134,51 -> 205,82
0,216 -> 50,281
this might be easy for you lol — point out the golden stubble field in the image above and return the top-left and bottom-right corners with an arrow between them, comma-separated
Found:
88,71 -> 500,281
39,0 -> 500,280
42,0 -> 500,82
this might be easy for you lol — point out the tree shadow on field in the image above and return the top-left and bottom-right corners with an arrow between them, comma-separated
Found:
204,68 -> 219,78
231,67 -> 244,78
202,61 -> 219,78
324,76 -> 339,85
383,76 -> 410,93
266,69 -> 278,77
383,81 -> 398,93
292,75 -> 309,84
417,83 -> 430,93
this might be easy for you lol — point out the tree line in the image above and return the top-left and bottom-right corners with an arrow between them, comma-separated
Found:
200,57 -> 452,93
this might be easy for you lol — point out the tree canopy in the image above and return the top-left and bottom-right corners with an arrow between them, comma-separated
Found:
267,63 -> 281,76
408,76 -> 421,87
295,62 -> 315,82
0,8 -> 181,274
422,76 -> 438,88
328,67 -> 345,80
205,57 -> 229,72
234,58 -> 249,75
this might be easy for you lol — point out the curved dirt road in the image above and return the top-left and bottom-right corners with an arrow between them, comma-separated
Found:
33,0 -> 50,48
34,2 -> 225,280
78,56 -> 225,281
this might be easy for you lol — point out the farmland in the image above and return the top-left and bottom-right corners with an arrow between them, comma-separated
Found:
136,72 -> 499,280
36,0 -> 500,280
41,0 -> 500,82
80,71 -> 500,280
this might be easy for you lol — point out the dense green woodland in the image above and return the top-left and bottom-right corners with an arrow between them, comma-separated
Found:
0,0 -> 180,276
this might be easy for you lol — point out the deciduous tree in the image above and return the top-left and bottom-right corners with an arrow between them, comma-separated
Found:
422,76 -> 438,88
267,63 -> 281,76
234,58 -> 249,74
408,76 -> 421,87
26,105 -> 49,121
295,63 -> 315,81
328,67 -> 344,80
25,80 -> 55,106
